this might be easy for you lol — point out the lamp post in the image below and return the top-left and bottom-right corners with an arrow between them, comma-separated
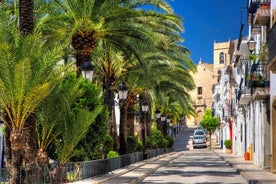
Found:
160,114 -> 166,136
247,37 -> 256,53
81,62 -> 95,81
141,101 -> 148,158
155,109 -> 161,131
167,116 -> 171,136
115,83 -> 128,155
118,83 -> 128,103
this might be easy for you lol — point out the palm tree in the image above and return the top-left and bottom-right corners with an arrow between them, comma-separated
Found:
0,7 -> 73,181
40,0 -> 158,150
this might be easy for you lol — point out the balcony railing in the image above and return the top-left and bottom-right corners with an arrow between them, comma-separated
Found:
193,98 -> 206,108
248,0 -> 270,26
247,61 -> 270,89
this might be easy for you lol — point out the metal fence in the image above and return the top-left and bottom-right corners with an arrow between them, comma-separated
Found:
0,147 -> 173,183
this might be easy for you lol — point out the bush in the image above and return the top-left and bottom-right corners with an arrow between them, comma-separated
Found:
224,139 -> 232,149
162,138 -> 169,148
127,135 -> 138,153
151,128 -> 164,148
103,134 -> 114,155
137,141 -> 144,151
166,136 -> 174,147
107,151 -> 119,158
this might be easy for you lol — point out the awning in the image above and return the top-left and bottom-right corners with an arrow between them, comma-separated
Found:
239,93 -> 251,105
252,87 -> 270,100
254,8 -> 270,26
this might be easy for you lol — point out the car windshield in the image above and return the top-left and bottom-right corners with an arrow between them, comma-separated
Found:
194,135 -> 205,139
194,131 -> 205,135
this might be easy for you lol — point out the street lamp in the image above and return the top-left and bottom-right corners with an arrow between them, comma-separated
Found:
106,83 -> 128,107
118,83 -> 128,101
160,114 -> 166,136
141,101 -> 148,158
155,109 -> 161,130
81,62 -> 95,81
247,37 -> 256,53
167,116 -> 171,136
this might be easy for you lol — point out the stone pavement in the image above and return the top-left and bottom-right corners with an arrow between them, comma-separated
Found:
214,149 -> 276,184
69,127 -> 276,184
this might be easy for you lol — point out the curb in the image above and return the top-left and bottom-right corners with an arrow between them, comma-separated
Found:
129,152 -> 183,184
95,152 -> 181,184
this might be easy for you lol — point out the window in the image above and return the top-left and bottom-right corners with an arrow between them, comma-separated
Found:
197,87 -> 202,95
219,52 -> 224,64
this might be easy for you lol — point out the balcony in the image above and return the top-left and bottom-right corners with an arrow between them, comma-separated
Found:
268,23 -> 276,73
248,1 -> 270,26
247,61 -> 270,100
193,98 -> 206,108
253,7 -> 270,26
239,88 -> 251,105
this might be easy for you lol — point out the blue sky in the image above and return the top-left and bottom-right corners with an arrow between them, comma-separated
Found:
169,0 -> 247,64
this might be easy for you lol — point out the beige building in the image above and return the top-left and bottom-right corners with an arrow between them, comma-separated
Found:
186,40 -> 233,127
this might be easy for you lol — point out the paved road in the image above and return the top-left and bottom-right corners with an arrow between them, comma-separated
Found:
70,127 -> 276,184
141,149 -> 247,184
173,127 -> 193,152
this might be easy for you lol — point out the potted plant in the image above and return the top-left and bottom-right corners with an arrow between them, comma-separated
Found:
224,139 -> 232,154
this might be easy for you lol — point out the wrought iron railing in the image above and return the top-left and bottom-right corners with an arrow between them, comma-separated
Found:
247,61 -> 270,89
0,147 -> 173,183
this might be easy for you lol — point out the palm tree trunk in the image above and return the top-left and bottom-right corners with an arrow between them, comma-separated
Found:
10,150 -> 22,184
22,115 -> 38,183
19,0 -> 34,35
146,111 -> 152,138
2,110 -> 23,184
127,105 -> 135,136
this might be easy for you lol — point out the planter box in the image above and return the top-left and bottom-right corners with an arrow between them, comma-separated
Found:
226,149 -> 232,154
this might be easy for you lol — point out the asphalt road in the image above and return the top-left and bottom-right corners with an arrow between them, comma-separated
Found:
140,149 -> 247,184
140,127 -> 247,184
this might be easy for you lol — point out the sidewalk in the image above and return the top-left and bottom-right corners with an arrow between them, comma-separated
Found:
214,148 -> 276,184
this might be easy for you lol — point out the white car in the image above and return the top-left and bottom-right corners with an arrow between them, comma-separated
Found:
194,129 -> 205,136
194,129 -> 208,140
193,135 -> 207,149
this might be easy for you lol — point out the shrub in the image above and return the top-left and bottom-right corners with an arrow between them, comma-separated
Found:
224,139 -> 232,149
166,136 -> 174,147
103,134 -> 114,155
107,151 -> 119,158
127,135 -> 138,153
137,141 -> 144,151
151,128 -> 164,148
162,138 -> 169,148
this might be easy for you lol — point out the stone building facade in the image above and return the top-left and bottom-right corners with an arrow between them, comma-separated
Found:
186,40 -> 232,127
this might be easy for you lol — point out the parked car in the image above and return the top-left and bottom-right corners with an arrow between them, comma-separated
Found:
193,135 -> 207,149
194,129 -> 208,140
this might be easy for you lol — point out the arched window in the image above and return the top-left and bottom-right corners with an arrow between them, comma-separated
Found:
219,52 -> 224,64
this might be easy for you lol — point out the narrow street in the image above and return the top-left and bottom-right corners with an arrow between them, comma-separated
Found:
141,150 -> 247,184
140,128 -> 247,184
94,128 -> 247,184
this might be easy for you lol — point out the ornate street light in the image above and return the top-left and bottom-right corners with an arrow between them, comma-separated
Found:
167,116 -> 172,136
118,83 -> 128,101
155,109 -> 161,119
141,101 -> 149,112
141,101 -> 148,158
160,114 -> 166,122
160,114 -> 166,136
81,62 -> 95,81
247,37 -> 256,53
155,109 -> 161,131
